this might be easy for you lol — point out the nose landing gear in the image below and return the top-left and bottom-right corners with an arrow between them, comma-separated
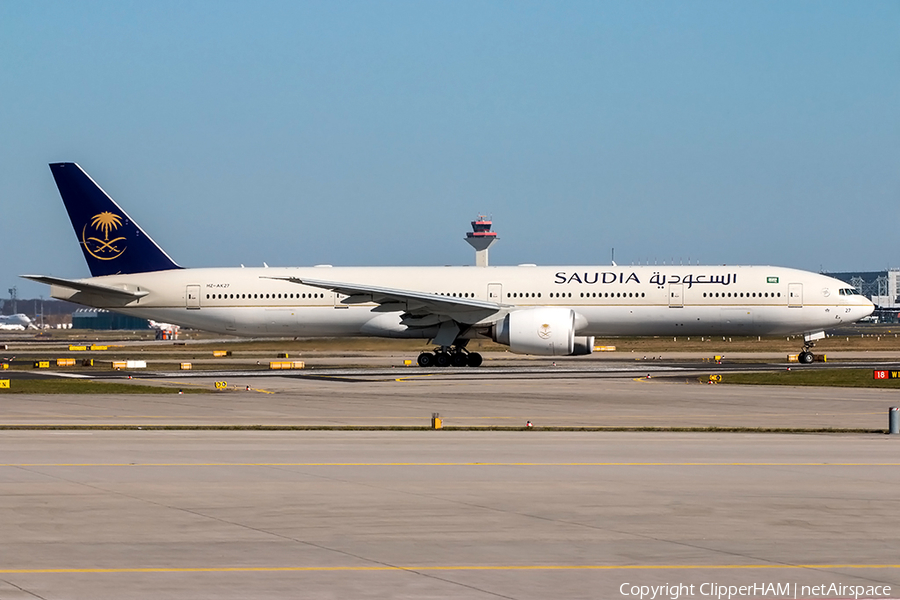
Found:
417,346 -> 483,368
796,331 -> 826,365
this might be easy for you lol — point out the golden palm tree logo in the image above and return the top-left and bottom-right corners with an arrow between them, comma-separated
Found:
82,212 -> 127,260
91,212 -> 122,240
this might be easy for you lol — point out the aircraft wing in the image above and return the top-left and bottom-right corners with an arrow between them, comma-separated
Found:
266,276 -> 507,321
20,275 -> 149,299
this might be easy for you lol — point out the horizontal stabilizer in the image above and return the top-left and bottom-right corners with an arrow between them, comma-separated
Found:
20,275 -> 149,299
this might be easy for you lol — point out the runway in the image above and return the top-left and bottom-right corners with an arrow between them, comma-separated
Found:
1,431 -> 897,599
1,371 -> 896,430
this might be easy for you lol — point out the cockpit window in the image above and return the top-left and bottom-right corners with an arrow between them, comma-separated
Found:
838,288 -> 861,296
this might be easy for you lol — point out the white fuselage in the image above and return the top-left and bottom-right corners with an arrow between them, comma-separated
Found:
48,264 -> 874,340
0,314 -> 35,330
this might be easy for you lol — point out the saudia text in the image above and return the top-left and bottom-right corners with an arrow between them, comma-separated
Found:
555,272 -> 738,288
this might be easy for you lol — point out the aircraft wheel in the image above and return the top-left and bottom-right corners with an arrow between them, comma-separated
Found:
417,352 -> 435,367
435,352 -> 452,367
799,351 -> 814,364
466,352 -> 483,367
451,352 -> 468,367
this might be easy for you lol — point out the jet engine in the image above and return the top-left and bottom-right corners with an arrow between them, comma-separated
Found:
493,307 -> 593,356
571,335 -> 595,356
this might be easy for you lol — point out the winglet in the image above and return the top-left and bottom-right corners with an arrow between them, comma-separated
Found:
49,163 -> 182,276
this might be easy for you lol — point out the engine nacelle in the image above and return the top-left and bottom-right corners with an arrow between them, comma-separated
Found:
493,307 -> 576,356
571,336 -> 595,356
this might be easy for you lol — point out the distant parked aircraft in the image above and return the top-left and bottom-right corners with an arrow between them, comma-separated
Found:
0,314 -> 36,330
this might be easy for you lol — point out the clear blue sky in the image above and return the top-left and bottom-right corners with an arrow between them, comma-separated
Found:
2,1 -> 898,299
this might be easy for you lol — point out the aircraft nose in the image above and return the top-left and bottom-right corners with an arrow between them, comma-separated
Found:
863,298 -> 875,318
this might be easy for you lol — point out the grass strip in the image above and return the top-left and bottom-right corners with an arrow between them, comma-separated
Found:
719,368 -> 900,388
0,380 -> 205,394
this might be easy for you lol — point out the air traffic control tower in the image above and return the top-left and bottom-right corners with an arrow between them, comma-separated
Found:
465,215 -> 498,267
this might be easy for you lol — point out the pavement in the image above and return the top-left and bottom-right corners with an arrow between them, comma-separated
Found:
1,360 -> 900,599
0,373 -> 896,430
0,431 -> 898,599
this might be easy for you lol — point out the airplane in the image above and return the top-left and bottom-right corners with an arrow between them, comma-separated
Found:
0,314 -> 36,330
24,163 -> 874,367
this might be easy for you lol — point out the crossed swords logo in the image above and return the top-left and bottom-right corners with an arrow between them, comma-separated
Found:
82,211 -> 126,260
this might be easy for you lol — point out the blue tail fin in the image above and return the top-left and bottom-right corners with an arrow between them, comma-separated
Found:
49,163 -> 182,277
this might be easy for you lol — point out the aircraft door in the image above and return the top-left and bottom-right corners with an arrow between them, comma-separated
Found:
668,284 -> 684,308
788,283 -> 803,308
488,283 -> 503,303
186,285 -> 201,309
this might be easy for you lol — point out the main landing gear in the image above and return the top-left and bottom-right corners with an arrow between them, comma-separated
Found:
417,347 -> 483,368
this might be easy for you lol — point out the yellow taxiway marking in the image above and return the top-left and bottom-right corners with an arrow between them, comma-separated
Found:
1,564 -> 899,574
394,374 -> 437,382
3,462 -> 899,467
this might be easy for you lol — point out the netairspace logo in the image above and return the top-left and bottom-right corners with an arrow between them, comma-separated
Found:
618,581 -> 893,600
